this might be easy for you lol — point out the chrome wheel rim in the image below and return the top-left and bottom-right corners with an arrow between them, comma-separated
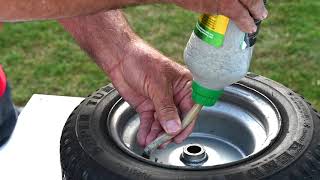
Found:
108,83 -> 282,169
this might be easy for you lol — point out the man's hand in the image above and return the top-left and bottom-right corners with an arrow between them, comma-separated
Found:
60,10 -> 194,148
110,40 -> 195,147
172,0 -> 268,33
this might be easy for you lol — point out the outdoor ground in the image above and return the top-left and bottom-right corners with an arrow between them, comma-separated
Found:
0,1 -> 319,109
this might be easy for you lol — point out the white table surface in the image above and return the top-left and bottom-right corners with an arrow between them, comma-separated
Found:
0,94 -> 84,180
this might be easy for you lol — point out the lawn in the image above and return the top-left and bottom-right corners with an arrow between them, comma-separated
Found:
0,1 -> 319,110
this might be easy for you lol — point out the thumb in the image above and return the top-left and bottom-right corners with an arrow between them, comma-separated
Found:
152,87 -> 181,135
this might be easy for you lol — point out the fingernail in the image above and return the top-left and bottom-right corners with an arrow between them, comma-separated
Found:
262,13 -> 267,19
165,120 -> 180,134
251,26 -> 257,33
262,11 -> 268,19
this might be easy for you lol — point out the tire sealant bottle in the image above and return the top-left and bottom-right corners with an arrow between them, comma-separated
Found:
184,14 -> 264,106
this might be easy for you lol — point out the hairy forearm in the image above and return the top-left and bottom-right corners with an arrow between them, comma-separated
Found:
59,10 -> 139,76
0,0 -> 167,22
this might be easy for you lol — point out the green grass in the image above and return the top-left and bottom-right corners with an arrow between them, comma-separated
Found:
0,1 -> 319,110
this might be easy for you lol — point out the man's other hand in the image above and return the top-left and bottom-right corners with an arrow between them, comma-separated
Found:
172,0 -> 268,33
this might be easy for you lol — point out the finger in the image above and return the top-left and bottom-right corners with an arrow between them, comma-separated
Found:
239,0 -> 268,20
179,93 -> 194,115
173,79 -> 192,105
151,82 -> 181,135
175,81 -> 194,116
220,1 -> 257,33
145,119 -> 163,145
137,111 -> 154,147
174,120 -> 196,144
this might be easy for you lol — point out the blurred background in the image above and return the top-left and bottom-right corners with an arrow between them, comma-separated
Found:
0,1 -> 319,109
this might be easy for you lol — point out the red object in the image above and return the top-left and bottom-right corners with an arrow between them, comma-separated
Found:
0,65 -> 7,97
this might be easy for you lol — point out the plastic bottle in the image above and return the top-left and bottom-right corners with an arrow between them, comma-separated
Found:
184,14 -> 261,106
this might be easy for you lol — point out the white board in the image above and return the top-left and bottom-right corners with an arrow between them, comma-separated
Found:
0,94 -> 84,180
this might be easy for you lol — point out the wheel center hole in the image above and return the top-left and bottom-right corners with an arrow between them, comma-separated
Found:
187,145 -> 201,154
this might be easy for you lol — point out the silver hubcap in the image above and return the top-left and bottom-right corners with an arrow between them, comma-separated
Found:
108,83 -> 282,169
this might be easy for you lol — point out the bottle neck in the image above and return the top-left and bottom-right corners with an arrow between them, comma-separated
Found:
191,81 -> 223,106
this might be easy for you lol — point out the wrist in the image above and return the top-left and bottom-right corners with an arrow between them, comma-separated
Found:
94,34 -> 141,77
60,10 -> 141,77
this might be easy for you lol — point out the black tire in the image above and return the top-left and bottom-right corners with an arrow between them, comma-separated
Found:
60,74 -> 320,180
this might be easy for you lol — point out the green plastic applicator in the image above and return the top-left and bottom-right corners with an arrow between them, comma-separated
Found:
192,81 -> 224,106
